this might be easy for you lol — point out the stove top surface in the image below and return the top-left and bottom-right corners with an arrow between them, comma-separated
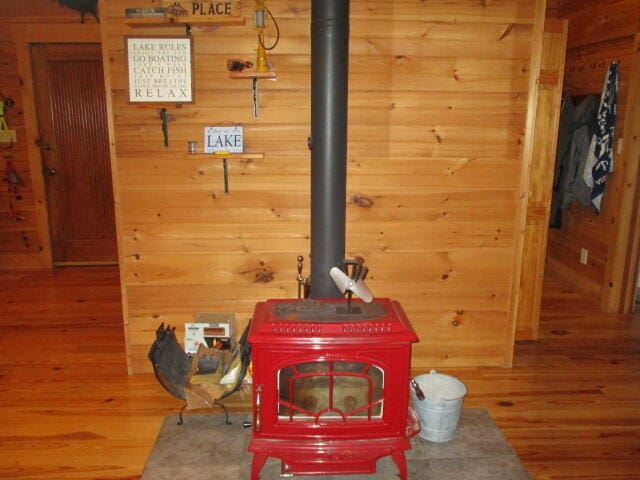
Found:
249,298 -> 418,343
273,299 -> 386,322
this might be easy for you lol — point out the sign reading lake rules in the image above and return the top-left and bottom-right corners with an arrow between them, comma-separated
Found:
204,126 -> 244,153
126,36 -> 194,103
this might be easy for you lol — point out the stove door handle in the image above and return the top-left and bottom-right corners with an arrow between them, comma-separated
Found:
255,385 -> 263,432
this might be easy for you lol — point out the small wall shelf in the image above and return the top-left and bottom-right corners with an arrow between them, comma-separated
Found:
190,153 -> 264,159
229,71 -> 277,80
124,17 -> 246,28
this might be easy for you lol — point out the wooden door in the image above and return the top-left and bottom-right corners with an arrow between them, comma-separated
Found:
31,44 -> 117,264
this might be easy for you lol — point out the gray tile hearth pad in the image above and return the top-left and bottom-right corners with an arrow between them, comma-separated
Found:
142,408 -> 532,479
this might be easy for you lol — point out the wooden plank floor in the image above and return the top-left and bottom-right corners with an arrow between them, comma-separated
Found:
0,266 -> 638,479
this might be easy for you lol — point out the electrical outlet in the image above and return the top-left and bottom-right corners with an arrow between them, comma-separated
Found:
580,248 -> 588,265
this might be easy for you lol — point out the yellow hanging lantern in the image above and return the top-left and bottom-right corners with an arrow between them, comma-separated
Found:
254,0 -> 279,73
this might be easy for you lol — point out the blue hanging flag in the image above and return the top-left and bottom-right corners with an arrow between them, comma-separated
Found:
582,61 -> 618,213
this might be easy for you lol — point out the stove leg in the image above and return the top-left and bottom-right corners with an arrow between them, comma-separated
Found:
391,450 -> 408,480
251,452 -> 268,480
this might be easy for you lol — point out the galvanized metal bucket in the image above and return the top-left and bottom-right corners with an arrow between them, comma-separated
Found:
411,370 -> 467,442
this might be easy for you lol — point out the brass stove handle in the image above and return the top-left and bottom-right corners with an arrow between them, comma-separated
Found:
297,255 -> 304,299
296,255 -> 310,299
255,385 -> 263,432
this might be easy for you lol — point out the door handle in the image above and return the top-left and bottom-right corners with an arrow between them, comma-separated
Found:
43,167 -> 56,176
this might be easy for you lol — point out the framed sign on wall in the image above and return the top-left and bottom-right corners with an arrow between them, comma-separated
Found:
204,125 -> 244,153
125,36 -> 194,103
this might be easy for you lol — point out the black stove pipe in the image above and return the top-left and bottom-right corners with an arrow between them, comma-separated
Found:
309,0 -> 350,298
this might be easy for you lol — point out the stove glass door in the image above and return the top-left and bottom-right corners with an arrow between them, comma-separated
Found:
277,361 -> 384,421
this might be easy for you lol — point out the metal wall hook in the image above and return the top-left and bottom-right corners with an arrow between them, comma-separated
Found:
252,77 -> 259,118
159,108 -> 175,148
223,158 -> 229,195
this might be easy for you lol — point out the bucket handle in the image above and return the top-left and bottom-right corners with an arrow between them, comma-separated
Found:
409,377 -> 425,401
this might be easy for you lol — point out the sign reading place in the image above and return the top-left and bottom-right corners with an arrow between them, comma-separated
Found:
126,36 -> 194,103
162,1 -> 241,20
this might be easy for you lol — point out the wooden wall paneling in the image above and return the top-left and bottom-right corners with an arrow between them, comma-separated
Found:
563,36 -> 634,125
353,5 -> 531,369
0,35 -> 40,268
607,34 -> 640,313
504,0 -> 547,363
516,18 -> 568,341
557,0 -> 640,49
98,0 -> 543,373
259,1 -> 537,24
545,0 -> 563,18
10,24 -> 102,269
0,25 -> 45,268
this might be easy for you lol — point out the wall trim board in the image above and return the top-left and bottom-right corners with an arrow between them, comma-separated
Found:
505,0 -> 548,365
12,23 -> 101,268
98,0 -> 131,372
11,23 -> 100,44
516,17 -> 568,341
606,33 -> 640,313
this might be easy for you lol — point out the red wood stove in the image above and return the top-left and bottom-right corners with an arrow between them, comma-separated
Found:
248,298 -> 420,479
